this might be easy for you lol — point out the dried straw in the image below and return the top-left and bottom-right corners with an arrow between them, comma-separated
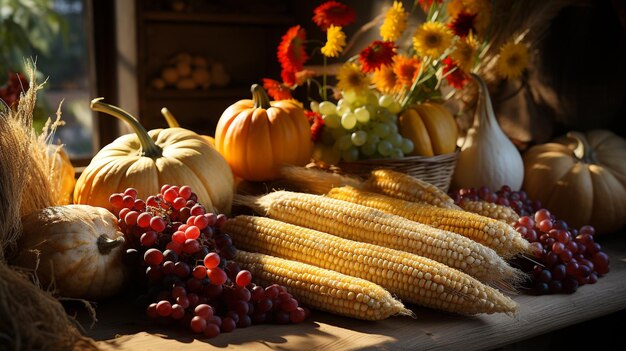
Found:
0,62 -> 99,351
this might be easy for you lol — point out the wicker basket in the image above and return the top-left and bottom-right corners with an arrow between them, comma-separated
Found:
337,150 -> 459,192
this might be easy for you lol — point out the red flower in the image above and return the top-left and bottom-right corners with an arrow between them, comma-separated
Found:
417,0 -> 442,12
449,11 -> 477,38
358,41 -> 397,73
305,110 -> 325,143
281,69 -> 297,87
277,25 -> 308,72
262,78 -> 293,100
442,58 -> 469,89
313,1 -> 356,31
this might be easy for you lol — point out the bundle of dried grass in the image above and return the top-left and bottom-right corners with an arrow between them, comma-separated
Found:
0,62 -> 99,351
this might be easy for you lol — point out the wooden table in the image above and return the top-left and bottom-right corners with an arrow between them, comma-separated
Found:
90,236 -> 626,351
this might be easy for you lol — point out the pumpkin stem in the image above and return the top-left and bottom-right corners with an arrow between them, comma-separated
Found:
567,131 -> 597,164
90,98 -> 163,158
97,234 -> 125,255
161,107 -> 181,128
251,84 -> 271,109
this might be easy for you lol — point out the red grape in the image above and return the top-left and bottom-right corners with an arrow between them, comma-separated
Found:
236,270 -> 252,287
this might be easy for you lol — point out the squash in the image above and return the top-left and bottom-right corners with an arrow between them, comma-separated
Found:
215,84 -> 313,181
523,130 -> 626,234
47,144 -> 75,205
398,102 -> 458,156
13,205 -> 126,300
74,98 -> 234,214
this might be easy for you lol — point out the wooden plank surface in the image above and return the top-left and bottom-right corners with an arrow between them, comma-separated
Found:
90,236 -> 626,351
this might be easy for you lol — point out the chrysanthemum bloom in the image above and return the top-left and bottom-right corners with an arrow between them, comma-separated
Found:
380,1 -> 408,42
392,55 -> 421,89
449,11 -> 477,37
358,41 -> 397,73
495,42 -> 529,80
277,25 -> 308,72
447,0 -> 490,37
281,69 -> 297,87
372,64 -> 398,94
442,58 -> 469,89
305,110 -> 325,143
413,21 -> 454,58
321,25 -> 346,57
336,62 -> 370,94
452,35 -> 478,72
262,78 -> 293,100
313,1 -> 356,31
417,0 -> 443,12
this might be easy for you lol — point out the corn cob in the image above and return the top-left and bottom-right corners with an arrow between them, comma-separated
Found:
235,250 -> 410,320
458,199 -> 520,225
225,216 -> 518,315
327,186 -> 530,259
236,191 -> 521,283
364,169 -> 460,209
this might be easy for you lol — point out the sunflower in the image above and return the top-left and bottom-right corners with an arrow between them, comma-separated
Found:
412,22 -> 453,58
392,55 -> 421,89
380,1 -> 408,42
372,64 -> 398,94
321,25 -> 346,58
262,78 -> 293,100
336,62 -> 370,93
313,1 -> 356,31
277,25 -> 308,72
358,41 -> 397,73
495,42 -> 529,80
452,35 -> 478,72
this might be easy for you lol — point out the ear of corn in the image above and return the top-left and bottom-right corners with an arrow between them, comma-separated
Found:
365,169 -> 460,210
327,186 -> 530,259
458,199 -> 520,225
280,165 -> 365,195
225,216 -> 518,315
235,191 -> 522,284
235,250 -> 410,321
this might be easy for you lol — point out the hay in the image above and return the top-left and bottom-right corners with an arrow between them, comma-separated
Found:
0,62 -> 99,351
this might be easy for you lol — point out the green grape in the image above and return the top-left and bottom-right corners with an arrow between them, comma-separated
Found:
334,134 -> 353,151
367,133 -> 381,144
323,114 -> 340,128
365,103 -> 378,118
377,140 -> 393,156
388,121 -> 399,134
388,101 -> 402,114
376,108 -> 394,123
319,101 -> 337,116
373,123 -> 391,138
378,94 -> 394,108
354,107 -> 370,123
360,141 -> 377,156
337,104 -> 350,116
366,92 -> 379,106
342,90 -> 357,104
390,148 -> 404,159
341,147 -> 360,162
351,131 -> 368,146
341,112 -> 357,130
323,146 -> 341,165
331,126 -> 348,140
401,138 -> 414,154
386,132 -> 403,147
310,101 -> 320,113
321,128 -> 335,145
312,144 -> 325,161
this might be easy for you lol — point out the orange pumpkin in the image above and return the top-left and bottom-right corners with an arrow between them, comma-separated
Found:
523,130 -> 626,234
215,84 -> 313,181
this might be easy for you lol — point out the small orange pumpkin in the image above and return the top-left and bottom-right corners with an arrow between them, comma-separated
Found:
214,84 -> 313,181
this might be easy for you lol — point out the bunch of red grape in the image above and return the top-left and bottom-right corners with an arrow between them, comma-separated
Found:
513,209 -> 609,295
0,72 -> 28,108
111,185 -> 308,338
449,185 -> 542,217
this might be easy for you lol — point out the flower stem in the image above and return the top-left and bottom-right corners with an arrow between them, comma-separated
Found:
322,55 -> 328,101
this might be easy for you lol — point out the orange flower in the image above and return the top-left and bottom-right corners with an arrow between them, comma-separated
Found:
262,78 -> 293,100
358,41 -> 397,73
442,58 -> 469,89
313,1 -> 356,31
372,65 -> 398,94
417,0 -> 443,12
392,55 -> 421,89
305,110 -> 325,142
449,11 -> 477,38
281,69 -> 297,87
277,25 -> 308,72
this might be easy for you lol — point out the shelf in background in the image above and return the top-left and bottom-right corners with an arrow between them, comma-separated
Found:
144,87 -> 250,100
142,11 -> 294,26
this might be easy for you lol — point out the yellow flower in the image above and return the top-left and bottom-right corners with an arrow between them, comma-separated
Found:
321,25 -> 346,57
495,42 -> 529,80
452,35 -> 478,72
412,22 -> 453,58
337,62 -> 370,93
447,0 -> 490,37
380,1 -> 408,42
372,65 -> 398,94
